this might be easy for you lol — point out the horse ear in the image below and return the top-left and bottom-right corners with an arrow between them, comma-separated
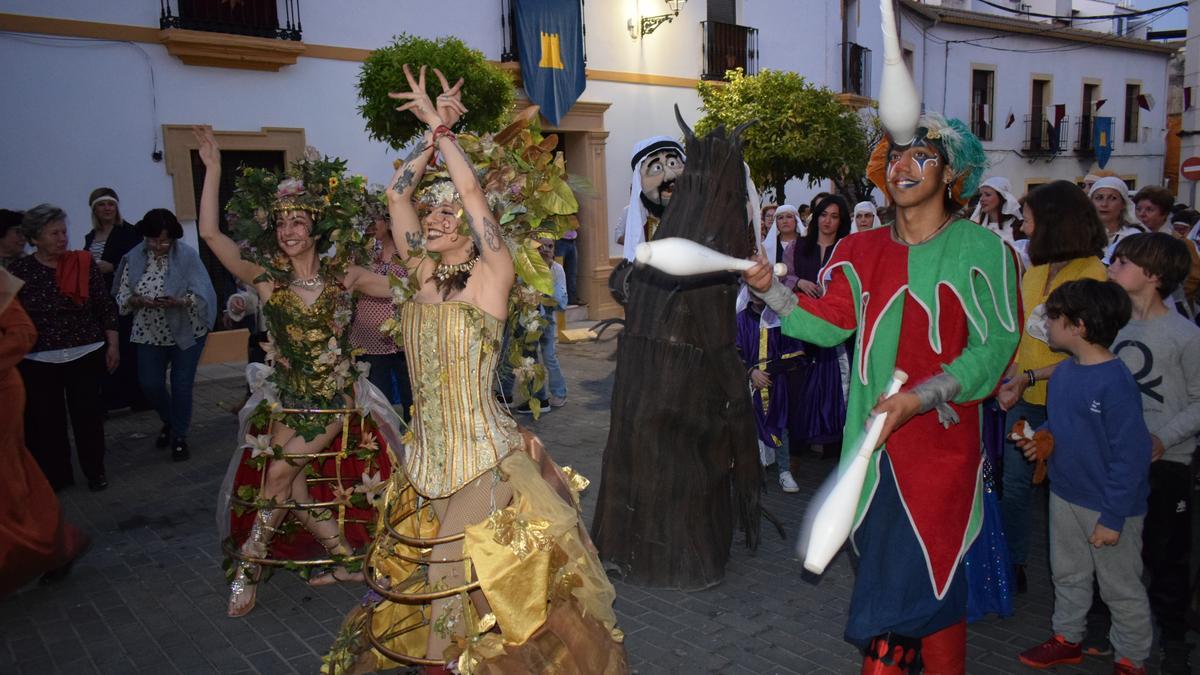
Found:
732,119 -> 757,142
674,104 -> 696,145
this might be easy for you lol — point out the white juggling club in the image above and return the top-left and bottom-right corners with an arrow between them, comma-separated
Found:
802,369 -> 909,575
635,238 -> 787,278
879,0 -> 921,145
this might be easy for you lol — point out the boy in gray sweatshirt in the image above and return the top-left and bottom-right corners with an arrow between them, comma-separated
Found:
1107,232 -> 1200,674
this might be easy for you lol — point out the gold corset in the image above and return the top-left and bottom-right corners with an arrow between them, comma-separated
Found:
400,301 -> 520,498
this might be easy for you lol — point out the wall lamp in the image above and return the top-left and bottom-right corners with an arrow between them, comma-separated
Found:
628,0 -> 687,39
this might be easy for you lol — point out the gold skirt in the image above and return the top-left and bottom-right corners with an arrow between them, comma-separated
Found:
324,430 -> 628,675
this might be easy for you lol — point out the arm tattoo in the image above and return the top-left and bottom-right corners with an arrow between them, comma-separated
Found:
483,217 -> 503,252
404,231 -> 426,250
392,166 -> 416,193
403,143 -> 425,162
462,210 -> 483,250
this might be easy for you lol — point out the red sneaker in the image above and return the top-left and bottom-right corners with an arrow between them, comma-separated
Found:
1111,657 -> 1146,675
1018,635 -> 1083,669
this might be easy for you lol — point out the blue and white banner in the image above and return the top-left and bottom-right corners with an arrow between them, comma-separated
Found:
1093,116 -> 1113,169
515,0 -> 585,126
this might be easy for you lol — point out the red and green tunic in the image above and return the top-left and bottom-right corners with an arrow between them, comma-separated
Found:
780,219 -> 1019,639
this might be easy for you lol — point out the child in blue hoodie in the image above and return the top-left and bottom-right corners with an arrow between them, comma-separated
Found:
1015,279 -> 1153,675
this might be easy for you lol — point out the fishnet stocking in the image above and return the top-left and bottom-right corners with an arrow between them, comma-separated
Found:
424,470 -> 514,661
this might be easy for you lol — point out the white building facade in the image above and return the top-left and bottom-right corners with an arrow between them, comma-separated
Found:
0,0 -> 1173,317
838,0 -> 1174,196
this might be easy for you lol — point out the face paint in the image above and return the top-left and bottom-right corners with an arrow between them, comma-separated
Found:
911,151 -> 939,175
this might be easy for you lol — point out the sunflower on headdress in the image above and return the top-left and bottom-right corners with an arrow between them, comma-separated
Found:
226,155 -> 374,283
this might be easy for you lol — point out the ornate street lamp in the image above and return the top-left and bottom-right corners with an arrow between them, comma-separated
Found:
628,0 -> 687,39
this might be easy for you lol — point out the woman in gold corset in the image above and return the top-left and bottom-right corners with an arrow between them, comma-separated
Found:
325,66 -> 625,675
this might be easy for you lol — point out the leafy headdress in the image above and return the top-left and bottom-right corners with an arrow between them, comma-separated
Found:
867,0 -> 986,206
384,107 -> 582,407
225,152 -> 373,283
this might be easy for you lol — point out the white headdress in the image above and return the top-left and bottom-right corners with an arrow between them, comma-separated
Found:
1088,176 -> 1136,224
620,135 -> 685,261
853,201 -> 882,230
970,177 -> 1023,231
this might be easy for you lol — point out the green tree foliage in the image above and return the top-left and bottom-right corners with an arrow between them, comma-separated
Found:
695,68 -> 871,205
358,34 -> 514,149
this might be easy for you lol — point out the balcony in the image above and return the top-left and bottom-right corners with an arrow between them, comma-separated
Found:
1023,114 -> 1069,154
159,0 -> 301,40
158,0 -> 305,71
701,21 -> 759,80
841,43 -> 871,98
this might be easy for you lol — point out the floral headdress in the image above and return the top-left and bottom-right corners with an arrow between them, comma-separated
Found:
226,153 -> 373,282
385,107 -> 583,412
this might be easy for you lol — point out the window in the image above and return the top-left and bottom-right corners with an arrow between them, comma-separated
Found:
1124,83 -> 1141,143
1078,82 -> 1098,150
1030,78 -> 1050,148
701,21 -> 760,80
971,69 -> 994,141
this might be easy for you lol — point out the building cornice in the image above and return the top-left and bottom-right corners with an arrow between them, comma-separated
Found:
0,12 -> 703,88
900,0 -> 1178,55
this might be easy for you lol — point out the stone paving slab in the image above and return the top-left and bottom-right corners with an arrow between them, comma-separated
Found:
2,337 -> 1195,673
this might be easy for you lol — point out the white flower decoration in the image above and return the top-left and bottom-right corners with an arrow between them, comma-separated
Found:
241,434 -> 274,459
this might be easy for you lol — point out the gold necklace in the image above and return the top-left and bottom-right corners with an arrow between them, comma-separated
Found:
433,256 -> 478,281
289,274 -> 324,289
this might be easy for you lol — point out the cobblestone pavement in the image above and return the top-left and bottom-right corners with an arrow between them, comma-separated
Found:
2,337 -> 1196,674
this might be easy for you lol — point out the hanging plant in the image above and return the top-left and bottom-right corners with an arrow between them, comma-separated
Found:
358,34 -> 515,148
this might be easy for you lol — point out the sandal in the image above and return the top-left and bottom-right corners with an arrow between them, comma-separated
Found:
307,533 -> 363,587
227,508 -> 275,617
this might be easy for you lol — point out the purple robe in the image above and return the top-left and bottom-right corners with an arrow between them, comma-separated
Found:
735,307 -> 789,448
786,241 -> 847,446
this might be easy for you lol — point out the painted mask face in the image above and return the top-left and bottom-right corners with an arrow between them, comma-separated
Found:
421,201 -> 473,255
639,149 -> 685,209
886,142 -> 950,207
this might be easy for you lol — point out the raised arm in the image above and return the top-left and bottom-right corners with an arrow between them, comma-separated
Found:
436,128 -> 512,275
193,126 -> 264,285
385,131 -> 435,263
390,65 -> 513,280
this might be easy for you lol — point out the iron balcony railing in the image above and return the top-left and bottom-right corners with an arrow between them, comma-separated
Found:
841,42 -> 871,98
1074,115 -> 1114,153
701,20 -> 759,80
1023,114 -> 1069,154
160,0 -> 302,41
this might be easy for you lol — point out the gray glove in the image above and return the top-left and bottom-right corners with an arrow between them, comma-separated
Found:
911,372 -> 962,428
751,278 -> 798,317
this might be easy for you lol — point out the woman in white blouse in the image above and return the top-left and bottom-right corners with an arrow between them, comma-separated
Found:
115,209 -> 216,461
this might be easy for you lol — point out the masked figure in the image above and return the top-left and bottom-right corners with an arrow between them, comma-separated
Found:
617,136 -> 685,261
743,2 -> 1020,671
592,109 -> 762,590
